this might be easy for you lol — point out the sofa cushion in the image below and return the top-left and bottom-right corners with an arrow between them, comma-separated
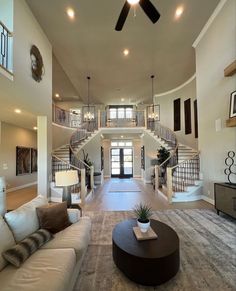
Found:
4,195 -> 48,242
0,248 -> 76,291
2,229 -> 53,267
41,216 -> 91,260
0,215 -> 16,271
36,202 -> 71,234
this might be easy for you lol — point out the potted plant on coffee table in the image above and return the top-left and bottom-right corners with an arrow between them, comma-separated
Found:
133,203 -> 152,233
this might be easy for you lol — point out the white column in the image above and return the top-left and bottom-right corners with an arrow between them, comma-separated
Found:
166,167 -> 173,204
80,168 -> 86,205
154,165 -> 159,191
90,165 -> 94,190
37,116 -> 50,197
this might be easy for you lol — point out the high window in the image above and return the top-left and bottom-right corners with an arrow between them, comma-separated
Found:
108,106 -> 133,119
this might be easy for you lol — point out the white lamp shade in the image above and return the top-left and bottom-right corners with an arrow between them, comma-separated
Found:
55,170 -> 79,187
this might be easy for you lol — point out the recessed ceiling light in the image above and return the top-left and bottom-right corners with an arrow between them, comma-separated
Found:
121,135 -> 124,138
127,0 -> 140,5
67,8 -> 75,19
175,6 -> 184,18
14,109 -> 21,114
55,93 -> 60,98
33,126 -> 37,130
123,49 -> 129,56
121,98 -> 125,102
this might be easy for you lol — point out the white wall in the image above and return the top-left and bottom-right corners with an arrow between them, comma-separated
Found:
0,0 -> 52,195
154,77 -> 198,149
0,122 -> 37,189
194,0 -> 236,199
0,0 -> 13,31
52,123 -> 75,150
78,134 -> 102,172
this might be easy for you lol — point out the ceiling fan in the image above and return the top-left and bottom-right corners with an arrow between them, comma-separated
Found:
115,0 -> 160,31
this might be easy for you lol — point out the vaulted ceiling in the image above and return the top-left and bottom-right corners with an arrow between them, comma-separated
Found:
28,0 -> 220,105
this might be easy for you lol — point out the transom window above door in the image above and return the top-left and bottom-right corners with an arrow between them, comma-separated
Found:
111,140 -> 133,147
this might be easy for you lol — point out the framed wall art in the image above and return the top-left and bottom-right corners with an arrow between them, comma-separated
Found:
16,146 -> 31,175
229,91 -> 236,118
31,148 -> 38,173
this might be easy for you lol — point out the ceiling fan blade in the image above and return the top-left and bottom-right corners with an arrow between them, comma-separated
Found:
139,0 -> 160,24
115,1 -> 131,31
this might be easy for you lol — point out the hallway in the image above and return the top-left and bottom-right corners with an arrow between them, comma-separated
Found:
6,178 -> 213,211
83,178 -> 213,211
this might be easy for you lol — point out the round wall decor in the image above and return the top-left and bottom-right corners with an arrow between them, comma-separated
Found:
30,45 -> 44,82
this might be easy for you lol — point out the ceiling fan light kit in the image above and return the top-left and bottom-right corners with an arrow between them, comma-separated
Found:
115,0 -> 160,31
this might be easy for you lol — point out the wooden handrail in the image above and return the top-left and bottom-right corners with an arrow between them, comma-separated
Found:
52,154 -> 81,172
0,21 -> 13,36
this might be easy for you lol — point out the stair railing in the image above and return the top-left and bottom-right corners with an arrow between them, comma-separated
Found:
166,152 -> 200,203
51,155 -> 86,204
69,125 -> 96,193
148,121 -> 179,190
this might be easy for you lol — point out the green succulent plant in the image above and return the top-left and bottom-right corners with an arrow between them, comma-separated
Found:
133,203 -> 152,223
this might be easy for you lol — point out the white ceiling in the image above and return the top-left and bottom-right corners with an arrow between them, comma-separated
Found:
26,0 -> 220,105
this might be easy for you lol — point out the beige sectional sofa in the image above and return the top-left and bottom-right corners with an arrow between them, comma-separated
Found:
0,195 -> 91,291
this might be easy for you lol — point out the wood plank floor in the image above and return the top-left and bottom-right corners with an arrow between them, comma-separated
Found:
6,178 -> 213,211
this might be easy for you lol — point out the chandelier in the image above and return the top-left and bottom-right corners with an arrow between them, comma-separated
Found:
147,75 -> 160,121
84,76 -> 95,121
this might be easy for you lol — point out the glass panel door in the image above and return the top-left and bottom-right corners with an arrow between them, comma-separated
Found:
111,148 -> 133,178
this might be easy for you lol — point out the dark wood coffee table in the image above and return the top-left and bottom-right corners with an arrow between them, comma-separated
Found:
112,219 -> 180,286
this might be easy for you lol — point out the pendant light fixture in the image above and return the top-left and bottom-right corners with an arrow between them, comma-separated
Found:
83,76 -> 95,121
147,75 -> 160,121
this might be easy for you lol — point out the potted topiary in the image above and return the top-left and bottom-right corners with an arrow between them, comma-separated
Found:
133,203 -> 152,233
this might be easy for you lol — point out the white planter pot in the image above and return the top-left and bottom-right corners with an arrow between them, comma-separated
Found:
137,219 -> 150,233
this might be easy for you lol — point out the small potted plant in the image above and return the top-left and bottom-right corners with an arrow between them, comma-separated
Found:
133,203 -> 152,233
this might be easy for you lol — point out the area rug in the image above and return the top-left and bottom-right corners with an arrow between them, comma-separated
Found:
74,209 -> 236,291
109,180 -> 141,192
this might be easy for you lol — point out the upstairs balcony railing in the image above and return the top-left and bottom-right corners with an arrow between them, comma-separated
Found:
99,110 -> 146,128
0,21 -> 13,74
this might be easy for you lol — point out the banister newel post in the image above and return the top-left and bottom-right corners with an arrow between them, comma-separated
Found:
167,167 -> 173,204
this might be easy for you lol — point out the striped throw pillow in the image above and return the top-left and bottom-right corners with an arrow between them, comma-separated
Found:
2,229 -> 52,267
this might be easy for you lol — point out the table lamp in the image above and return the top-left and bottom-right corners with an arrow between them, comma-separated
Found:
55,170 -> 79,207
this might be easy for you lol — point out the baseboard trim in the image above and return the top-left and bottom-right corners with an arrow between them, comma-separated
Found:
201,195 -> 215,205
145,180 -> 152,184
7,182 -> 37,193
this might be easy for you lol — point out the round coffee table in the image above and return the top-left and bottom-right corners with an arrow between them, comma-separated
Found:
112,219 -> 179,286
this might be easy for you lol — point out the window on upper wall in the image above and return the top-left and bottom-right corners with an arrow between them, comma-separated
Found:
108,106 -> 133,119
0,0 -> 13,75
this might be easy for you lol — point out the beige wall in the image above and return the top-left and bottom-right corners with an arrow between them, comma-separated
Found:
0,122 -> 37,190
195,0 -> 236,199
154,77 -> 198,149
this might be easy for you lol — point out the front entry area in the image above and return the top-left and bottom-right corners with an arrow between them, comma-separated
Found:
111,148 -> 133,178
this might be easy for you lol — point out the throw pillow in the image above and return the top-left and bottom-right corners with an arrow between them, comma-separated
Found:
36,202 -> 71,234
0,215 -> 16,271
2,229 -> 52,268
4,195 -> 48,242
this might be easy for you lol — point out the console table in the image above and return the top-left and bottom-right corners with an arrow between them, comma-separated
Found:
214,183 -> 236,219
